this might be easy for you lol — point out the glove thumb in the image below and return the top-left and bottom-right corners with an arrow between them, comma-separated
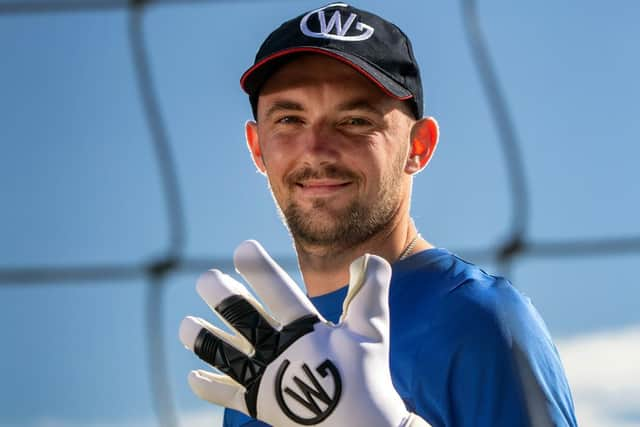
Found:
340,254 -> 392,343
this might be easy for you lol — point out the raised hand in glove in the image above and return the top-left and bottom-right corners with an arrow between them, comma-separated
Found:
179,240 -> 430,427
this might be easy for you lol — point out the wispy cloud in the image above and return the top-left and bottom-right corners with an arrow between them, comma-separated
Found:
556,325 -> 640,427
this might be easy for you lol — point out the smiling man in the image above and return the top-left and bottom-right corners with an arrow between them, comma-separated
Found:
244,53 -> 436,297
180,3 -> 578,426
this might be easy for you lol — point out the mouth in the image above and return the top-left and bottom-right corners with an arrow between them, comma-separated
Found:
295,180 -> 353,196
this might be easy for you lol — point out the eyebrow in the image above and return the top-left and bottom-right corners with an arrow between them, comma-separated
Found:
263,97 -> 386,120
335,98 -> 386,116
264,100 -> 305,120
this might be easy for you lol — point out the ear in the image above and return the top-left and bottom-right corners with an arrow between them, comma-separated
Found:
405,116 -> 439,174
245,120 -> 266,175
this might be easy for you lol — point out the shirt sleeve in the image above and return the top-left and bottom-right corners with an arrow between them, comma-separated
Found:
410,279 -> 577,427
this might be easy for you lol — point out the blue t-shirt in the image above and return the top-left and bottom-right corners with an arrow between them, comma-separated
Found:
223,249 -> 577,426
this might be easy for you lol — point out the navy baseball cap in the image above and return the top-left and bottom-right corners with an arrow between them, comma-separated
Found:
240,2 -> 424,119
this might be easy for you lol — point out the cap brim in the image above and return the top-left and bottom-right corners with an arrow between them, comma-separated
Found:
240,47 -> 413,101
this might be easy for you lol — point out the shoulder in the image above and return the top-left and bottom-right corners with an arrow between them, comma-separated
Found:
392,250 -> 536,333
395,251 -> 576,426
397,250 -> 555,364
393,249 -> 539,337
436,254 -> 553,355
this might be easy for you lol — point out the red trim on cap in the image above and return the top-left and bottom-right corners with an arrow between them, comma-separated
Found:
240,47 -> 413,101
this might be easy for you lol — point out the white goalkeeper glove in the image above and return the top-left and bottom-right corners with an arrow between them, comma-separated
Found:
179,240 -> 430,427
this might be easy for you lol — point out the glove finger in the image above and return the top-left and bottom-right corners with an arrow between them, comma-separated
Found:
180,314 -> 253,355
188,369 -> 248,415
180,316 -> 264,387
197,269 -> 281,351
234,240 -> 320,324
340,254 -> 392,342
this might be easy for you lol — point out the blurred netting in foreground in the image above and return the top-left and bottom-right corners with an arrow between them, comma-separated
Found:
1,1 -> 639,427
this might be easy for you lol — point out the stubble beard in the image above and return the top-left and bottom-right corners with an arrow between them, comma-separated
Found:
274,157 -> 406,253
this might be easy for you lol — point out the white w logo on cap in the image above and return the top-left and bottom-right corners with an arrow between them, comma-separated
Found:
300,3 -> 374,41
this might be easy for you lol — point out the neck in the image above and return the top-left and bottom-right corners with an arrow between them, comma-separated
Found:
295,214 -> 433,297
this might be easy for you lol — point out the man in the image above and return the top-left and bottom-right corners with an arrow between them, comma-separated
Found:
180,3 -> 577,426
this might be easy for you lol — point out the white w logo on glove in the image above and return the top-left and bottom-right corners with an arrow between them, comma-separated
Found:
180,240 -> 430,427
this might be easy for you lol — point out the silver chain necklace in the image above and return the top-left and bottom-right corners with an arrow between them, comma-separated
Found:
397,233 -> 421,261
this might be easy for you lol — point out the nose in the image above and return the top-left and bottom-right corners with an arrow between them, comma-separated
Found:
299,122 -> 340,164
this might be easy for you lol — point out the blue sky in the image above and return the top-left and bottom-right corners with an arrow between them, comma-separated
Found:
1,1 -> 639,426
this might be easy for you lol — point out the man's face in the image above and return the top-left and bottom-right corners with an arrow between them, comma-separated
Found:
247,55 -> 415,250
